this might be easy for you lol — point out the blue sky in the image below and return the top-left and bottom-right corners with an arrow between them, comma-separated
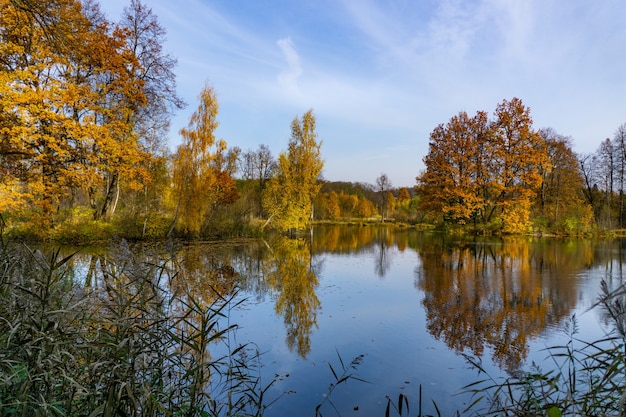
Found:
100,0 -> 626,187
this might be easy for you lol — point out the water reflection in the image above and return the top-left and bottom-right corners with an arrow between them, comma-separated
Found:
263,236 -> 321,357
413,235 -> 593,371
310,226 -> 611,370
58,229 -> 626,373
161,238 -> 321,357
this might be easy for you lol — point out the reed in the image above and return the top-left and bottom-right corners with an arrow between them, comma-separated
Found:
315,349 -> 367,417
0,239 -> 274,416
462,280 -> 626,416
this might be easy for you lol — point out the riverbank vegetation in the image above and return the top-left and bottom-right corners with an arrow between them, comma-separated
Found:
0,240 -> 271,415
1,2 -> 626,243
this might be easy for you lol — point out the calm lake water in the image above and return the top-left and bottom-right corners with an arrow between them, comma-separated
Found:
69,225 -> 626,416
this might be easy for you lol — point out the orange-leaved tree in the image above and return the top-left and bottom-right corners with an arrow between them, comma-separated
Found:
417,110 -> 489,225
417,98 -> 548,232
99,0 -> 184,223
0,0 -> 180,234
487,98 -> 548,232
169,83 -> 238,237
0,0 -> 102,226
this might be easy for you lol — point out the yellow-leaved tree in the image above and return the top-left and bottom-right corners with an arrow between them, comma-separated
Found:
488,98 -> 548,233
0,0 -> 182,235
262,109 -> 324,233
169,83 -> 238,237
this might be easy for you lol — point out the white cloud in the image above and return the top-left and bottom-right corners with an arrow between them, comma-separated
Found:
277,37 -> 303,90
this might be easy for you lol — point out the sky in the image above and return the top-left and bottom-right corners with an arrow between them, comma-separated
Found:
99,0 -> 626,187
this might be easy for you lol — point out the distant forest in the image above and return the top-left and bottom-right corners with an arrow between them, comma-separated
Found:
1,0 -> 625,240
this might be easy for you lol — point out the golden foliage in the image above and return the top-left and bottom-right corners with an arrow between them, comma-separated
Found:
0,0 -> 168,230
264,236 -> 320,357
416,98 -> 588,233
262,109 -> 324,231
170,84 -> 238,237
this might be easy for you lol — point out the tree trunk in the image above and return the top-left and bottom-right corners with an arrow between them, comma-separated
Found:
97,171 -> 120,220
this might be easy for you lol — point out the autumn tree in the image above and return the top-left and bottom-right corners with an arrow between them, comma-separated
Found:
357,196 -> 374,218
0,0 -> 182,236
417,111 -> 488,225
488,98 -> 548,232
101,0 -> 184,222
327,191 -> 340,220
262,109 -> 324,232
169,84 -> 238,237
0,0 -> 136,226
417,98 -> 549,233
338,192 -> 358,217
398,187 -> 411,202
535,128 -> 592,232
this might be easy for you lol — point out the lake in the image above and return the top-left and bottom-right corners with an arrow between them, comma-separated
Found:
61,225 -> 626,415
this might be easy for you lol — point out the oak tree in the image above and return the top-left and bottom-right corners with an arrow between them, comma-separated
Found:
488,98 -> 548,232
417,98 -> 548,232
417,111 -> 488,225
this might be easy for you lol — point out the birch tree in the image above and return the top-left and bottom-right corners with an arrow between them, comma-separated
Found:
169,84 -> 237,236
262,109 -> 323,232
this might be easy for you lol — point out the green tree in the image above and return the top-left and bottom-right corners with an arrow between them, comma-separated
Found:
262,109 -> 324,232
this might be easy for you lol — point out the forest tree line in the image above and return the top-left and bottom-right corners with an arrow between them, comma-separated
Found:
1,0 -> 624,241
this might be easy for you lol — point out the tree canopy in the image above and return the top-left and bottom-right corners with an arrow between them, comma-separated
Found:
262,109 -> 324,232
416,98 -> 588,233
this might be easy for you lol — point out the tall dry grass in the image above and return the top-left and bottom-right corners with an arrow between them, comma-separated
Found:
0,239 -> 274,416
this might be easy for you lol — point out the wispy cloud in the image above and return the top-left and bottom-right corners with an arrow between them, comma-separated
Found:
276,37 -> 303,92
98,0 -> 626,185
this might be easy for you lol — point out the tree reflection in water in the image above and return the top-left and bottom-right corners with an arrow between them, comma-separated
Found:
167,237 -> 322,358
414,235 -> 592,372
263,236 -> 321,357
77,229 -> 605,372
